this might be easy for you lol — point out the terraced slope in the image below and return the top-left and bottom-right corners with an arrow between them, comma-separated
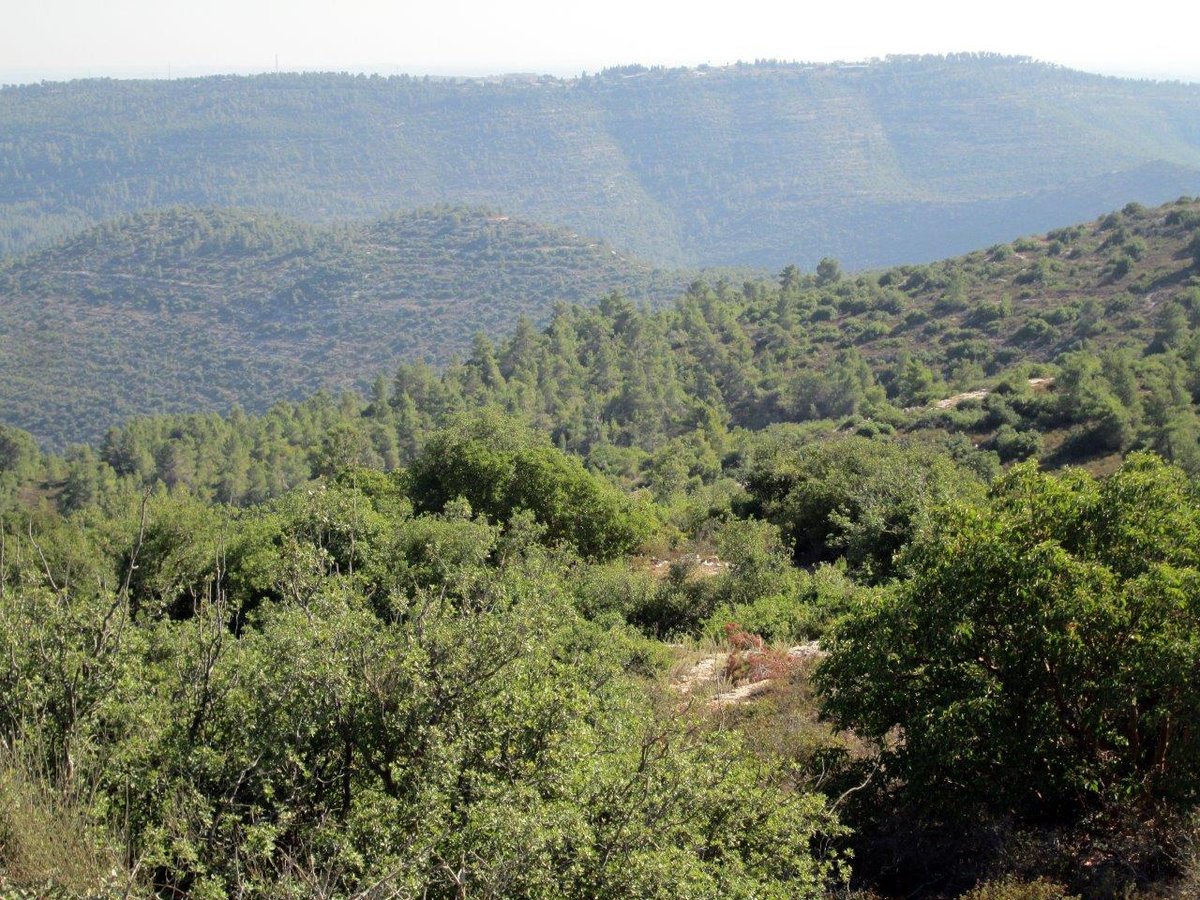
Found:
2,56 -> 1199,267
0,207 -> 682,446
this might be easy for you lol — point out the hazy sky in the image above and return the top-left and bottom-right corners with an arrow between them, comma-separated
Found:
2,0 -> 1198,84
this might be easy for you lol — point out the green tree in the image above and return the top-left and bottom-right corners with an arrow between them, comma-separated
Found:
818,454 -> 1200,817
892,354 -> 940,407
1056,351 -> 1134,453
0,426 -> 40,482
408,412 -> 652,560
816,257 -> 843,286
743,435 -> 985,581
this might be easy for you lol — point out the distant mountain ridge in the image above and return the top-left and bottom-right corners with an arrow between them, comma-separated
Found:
0,207 -> 682,447
2,55 -> 1199,267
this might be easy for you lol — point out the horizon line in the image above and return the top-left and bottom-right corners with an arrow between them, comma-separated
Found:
3,53 -> 1200,88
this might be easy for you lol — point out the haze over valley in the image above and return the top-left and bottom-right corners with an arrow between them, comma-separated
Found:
3,57 -> 1199,269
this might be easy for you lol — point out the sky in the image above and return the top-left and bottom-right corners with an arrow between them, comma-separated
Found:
2,0 -> 1198,85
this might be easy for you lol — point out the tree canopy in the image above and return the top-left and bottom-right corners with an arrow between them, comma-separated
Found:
818,453 -> 1200,818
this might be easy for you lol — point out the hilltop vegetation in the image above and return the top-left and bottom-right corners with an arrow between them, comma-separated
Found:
2,55 -> 1199,267
0,206 -> 681,447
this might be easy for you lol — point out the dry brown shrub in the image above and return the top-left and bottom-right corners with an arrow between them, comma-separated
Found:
0,750 -> 131,897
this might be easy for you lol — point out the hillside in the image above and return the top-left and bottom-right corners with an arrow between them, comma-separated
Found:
374,197 -> 1200,476
4,206 -> 1200,900
2,56 -> 1200,268
3,196 -> 1192,510
0,207 -> 682,447
4,197 -> 1199,454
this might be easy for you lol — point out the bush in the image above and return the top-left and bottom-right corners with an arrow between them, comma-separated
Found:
818,455 -> 1200,819
704,563 -> 862,643
409,412 -> 654,560
572,563 -> 661,622
705,594 -> 814,645
992,424 -> 1043,462
741,435 -> 986,581
1011,317 -> 1057,345
982,394 -> 1022,430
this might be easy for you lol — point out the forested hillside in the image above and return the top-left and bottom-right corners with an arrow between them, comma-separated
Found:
3,198 -> 1200,897
3,55 -> 1200,267
0,207 -> 681,447
4,196 -> 1199,455
3,201 -> 1200,898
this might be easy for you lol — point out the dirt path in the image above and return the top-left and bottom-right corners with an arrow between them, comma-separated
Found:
674,655 -> 721,696
671,642 -> 824,707
935,376 -> 1054,410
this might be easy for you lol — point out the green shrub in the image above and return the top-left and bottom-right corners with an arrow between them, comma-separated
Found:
409,412 -> 654,560
992,424 -> 1043,462
704,593 -> 814,644
742,435 -> 986,581
572,563 -> 660,622
818,455 -> 1200,818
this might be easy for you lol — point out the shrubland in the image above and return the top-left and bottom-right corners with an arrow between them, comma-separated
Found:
2,200 -> 1200,896
0,455 -> 847,897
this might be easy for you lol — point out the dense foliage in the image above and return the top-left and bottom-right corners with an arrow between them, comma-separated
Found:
0,451 -> 848,897
739,435 -> 989,580
3,203 -> 1200,898
2,56 -> 1199,267
819,454 -> 1200,818
6,198 -> 1198,505
5,196 -> 1200,451
5,411 -> 1200,896
406,413 -> 656,560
